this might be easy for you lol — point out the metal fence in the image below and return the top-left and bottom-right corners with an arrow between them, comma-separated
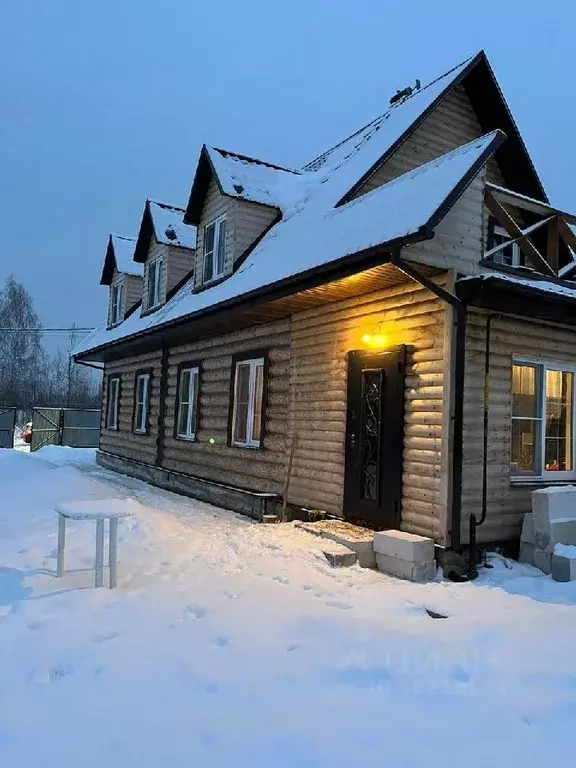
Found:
0,407 -> 16,449
30,408 -> 101,452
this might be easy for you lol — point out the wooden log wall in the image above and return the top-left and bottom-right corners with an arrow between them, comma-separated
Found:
462,310 -> 576,544
288,277 -> 449,541
161,318 -> 291,494
100,350 -> 162,465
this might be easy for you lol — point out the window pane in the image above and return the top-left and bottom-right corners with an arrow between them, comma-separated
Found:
148,263 -> 157,306
233,364 -> 250,443
189,370 -> 198,435
180,370 -> 191,405
217,219 -> 226,274
136,401 -> 144,431
252,363 -> 264,443
204,223 -> 215,281
545,370 -> 573,471
512,364 -> 540,418
511,419 -> 540,474
178,402 -> 189,436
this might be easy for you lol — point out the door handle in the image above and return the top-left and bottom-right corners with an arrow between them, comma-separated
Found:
349,433 -> 356,448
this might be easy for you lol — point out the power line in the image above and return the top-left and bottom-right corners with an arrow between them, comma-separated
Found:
0,327 -> 95,333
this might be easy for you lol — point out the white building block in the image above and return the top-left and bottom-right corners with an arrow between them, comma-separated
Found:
519,542 -> 534,566
532,486 -> 576,538
520,513 -> 534,544
376,553 -> 437,582
534,519 -> 576,553
373,530 -> 434,562
533,548 -> 552,575
552,545 -> 576,581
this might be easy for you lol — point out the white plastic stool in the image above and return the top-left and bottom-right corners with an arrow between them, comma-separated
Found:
55,499 -> 135,588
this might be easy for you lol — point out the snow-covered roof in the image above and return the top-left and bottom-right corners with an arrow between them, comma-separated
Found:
100,234 -> 142,285
111,235 -> 140,276
459,270 -> 576,302
206,147 -> 302,212
149,201 -> 196,249
76,131 -> 502,357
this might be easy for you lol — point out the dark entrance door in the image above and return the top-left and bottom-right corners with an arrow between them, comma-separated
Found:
343,346 -> 406,528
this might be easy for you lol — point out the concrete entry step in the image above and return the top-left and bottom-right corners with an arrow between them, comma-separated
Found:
295,520 -> 376,568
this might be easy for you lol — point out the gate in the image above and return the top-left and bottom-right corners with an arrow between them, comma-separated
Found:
31,408 -> 101,452
0,407 -> 16,449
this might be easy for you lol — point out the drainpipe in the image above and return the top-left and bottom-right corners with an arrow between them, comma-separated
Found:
468,313 -> 501,577
390,250 -> 466,556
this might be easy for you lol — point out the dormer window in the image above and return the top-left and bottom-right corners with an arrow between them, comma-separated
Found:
203,215 -> 226,283
110,281 -> 125,326
147,258 -> 164,309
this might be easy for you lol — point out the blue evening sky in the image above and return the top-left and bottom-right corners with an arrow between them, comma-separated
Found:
1,0 -> 574,336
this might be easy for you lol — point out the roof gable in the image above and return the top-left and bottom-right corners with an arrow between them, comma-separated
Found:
134,200 -> 196,263
100,235 -> 140,285
333,51 -> 547,206
185,146 -> 301,225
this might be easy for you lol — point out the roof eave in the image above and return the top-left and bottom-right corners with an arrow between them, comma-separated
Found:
457,275 -> 576,327
74,228 -> 433,363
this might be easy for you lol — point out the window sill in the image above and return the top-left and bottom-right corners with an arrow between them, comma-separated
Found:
176,434 -> 196,442
141,303 -> 165,317
134,429 -> 148,436
510,477 -> 576,486
231,442 -> 262,450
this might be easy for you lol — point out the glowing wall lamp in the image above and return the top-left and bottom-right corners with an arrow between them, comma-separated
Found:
361,323 -> 387,348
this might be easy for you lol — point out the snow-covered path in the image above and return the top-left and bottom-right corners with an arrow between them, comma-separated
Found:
1,448 -> 576,767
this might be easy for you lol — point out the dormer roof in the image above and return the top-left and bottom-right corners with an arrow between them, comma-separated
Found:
134,200 -> 197,263
100,234 -> 141,285
185,146 -> 302,224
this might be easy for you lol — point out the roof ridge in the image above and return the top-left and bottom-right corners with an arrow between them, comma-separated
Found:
211,146 -> 301,175
303,53 -> 479,172
148,200 -> 187,214
110,233 -> 136,242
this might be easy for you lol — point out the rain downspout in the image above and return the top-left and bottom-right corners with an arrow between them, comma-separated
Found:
468,313 -> 500,578
390,250 -> 466,555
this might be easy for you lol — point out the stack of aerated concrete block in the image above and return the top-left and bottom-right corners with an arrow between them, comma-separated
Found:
529,486 -> 576,580
373,530 -> 437,582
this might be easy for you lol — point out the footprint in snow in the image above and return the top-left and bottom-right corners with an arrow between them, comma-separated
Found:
302,584 -> 313,591
29,663 -> 73,685
325,600 -> 353,611
187,604 -> 208,619
273,575 -> 290,585
93,630 -> 120,644
286,643 -> 299,652
214,636 -> 228,647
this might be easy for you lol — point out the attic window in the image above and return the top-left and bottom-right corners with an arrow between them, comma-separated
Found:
147,258 -> 164,309
203,215 -> 227,283
110,281 -> 125,326
164,226 -> 177,242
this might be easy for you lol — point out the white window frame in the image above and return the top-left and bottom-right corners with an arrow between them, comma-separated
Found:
176,365 -> 200,441
231,356 -> 265,449
106,376 -> 120,430
110,280 -> 125,325
203,215 -> 227,283
133,372 -> 150,434
147,258 -> 164,310
511,357 -> 576,481
491,225 -> 521,267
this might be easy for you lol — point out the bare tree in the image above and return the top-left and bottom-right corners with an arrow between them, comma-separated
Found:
0,276 -> 45,409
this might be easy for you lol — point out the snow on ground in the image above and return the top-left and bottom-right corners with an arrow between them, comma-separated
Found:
1,448 -> 576,766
